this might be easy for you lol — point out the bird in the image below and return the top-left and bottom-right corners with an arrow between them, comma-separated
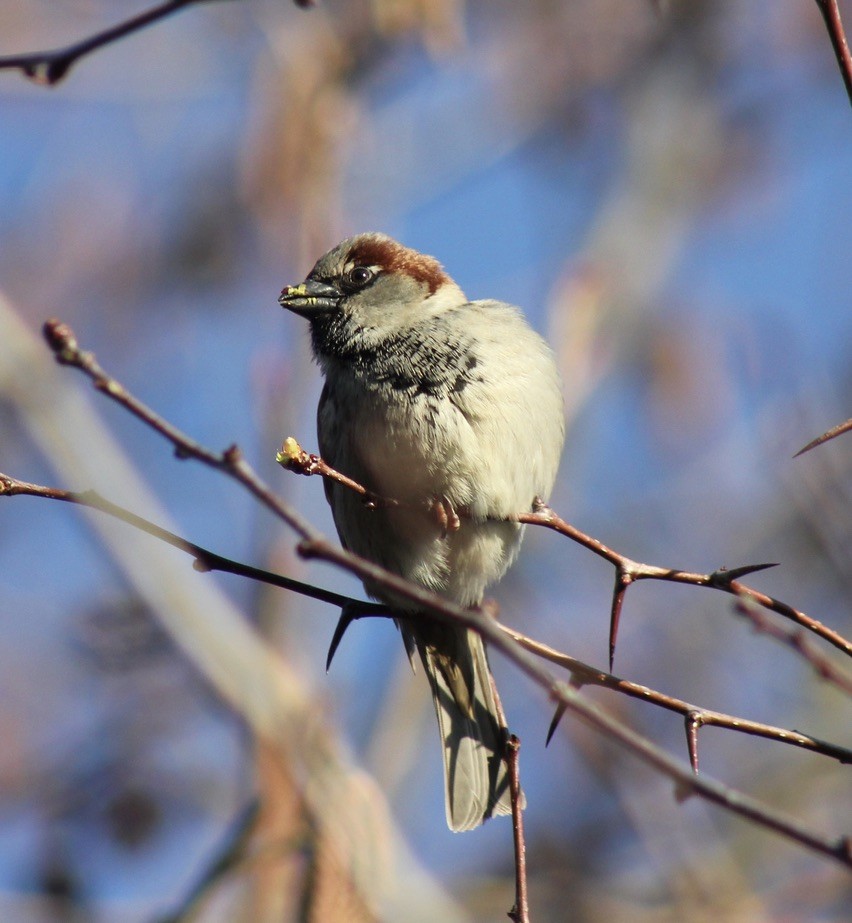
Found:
279,233 -> 564,831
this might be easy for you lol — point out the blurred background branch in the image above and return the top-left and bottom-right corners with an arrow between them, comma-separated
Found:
0,0 -> 240,86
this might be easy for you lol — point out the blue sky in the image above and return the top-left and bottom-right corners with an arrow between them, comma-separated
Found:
0,3 -> 850,918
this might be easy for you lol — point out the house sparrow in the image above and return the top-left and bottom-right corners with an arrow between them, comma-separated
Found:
279,233 -> 564,831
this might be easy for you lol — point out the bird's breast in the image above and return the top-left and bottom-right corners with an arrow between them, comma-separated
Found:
323,358 -> 467,495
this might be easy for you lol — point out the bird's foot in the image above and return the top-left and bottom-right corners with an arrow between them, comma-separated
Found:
430,494 -> 461,537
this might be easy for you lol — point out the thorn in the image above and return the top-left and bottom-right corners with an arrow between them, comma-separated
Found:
794,417 -> 852,457
685,712 -> 702,772
325,603 -> 388,671
545,703 -> 567,746
326,610 -> 357,672
712,562 -> 778,585
608,572 -> 629,671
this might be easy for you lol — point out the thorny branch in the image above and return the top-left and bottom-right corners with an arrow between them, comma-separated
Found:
503,629 -> 852,767
280,438 -> 852,671
1,470 -> 850,769
514,506 -> 852,666
12,318 -> 850,872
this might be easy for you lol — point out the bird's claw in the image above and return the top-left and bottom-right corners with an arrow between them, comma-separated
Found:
431,494 -> 461,537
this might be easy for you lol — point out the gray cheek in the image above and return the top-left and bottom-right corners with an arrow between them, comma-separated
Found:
353,275 -> 427,323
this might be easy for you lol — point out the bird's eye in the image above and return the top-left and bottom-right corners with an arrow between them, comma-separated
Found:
343,266 -> 375,290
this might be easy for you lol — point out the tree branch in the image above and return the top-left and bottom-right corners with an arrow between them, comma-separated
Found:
509,628 -> 852,766
0,1 -> 240,86
2,469 -> 849,767
815,0 -> 852,106
516,504 -> 851,662
278,434 -> 852,665
0,472 -> 356,610
505,736 -> 529,923
734,598 -> 852,696
29,318 -> 852,871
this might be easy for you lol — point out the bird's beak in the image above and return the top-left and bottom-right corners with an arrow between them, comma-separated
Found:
278,279 -> 342,316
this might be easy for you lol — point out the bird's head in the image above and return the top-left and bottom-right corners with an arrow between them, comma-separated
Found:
279,234 -> 467,352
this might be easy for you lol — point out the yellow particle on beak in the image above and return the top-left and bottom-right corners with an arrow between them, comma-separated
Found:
286,283 -> 307,297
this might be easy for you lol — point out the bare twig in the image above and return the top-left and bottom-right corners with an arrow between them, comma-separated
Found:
505,736 -> 529,923
278,436 -> 400,510
795,416 -> 852,456
42,318 -> 325,543
0,0 -> 234,86
0,471 -> 357,611
815,0 -> 852,106
734,599 -> 852,696
34,318 -> 852,870
0,0 -> 321,86
483,665 -> 530,922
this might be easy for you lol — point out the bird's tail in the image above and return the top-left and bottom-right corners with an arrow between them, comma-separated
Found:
406,621 -> 515,832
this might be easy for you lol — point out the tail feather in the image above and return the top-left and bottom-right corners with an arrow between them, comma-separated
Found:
405,622 -> 514,832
